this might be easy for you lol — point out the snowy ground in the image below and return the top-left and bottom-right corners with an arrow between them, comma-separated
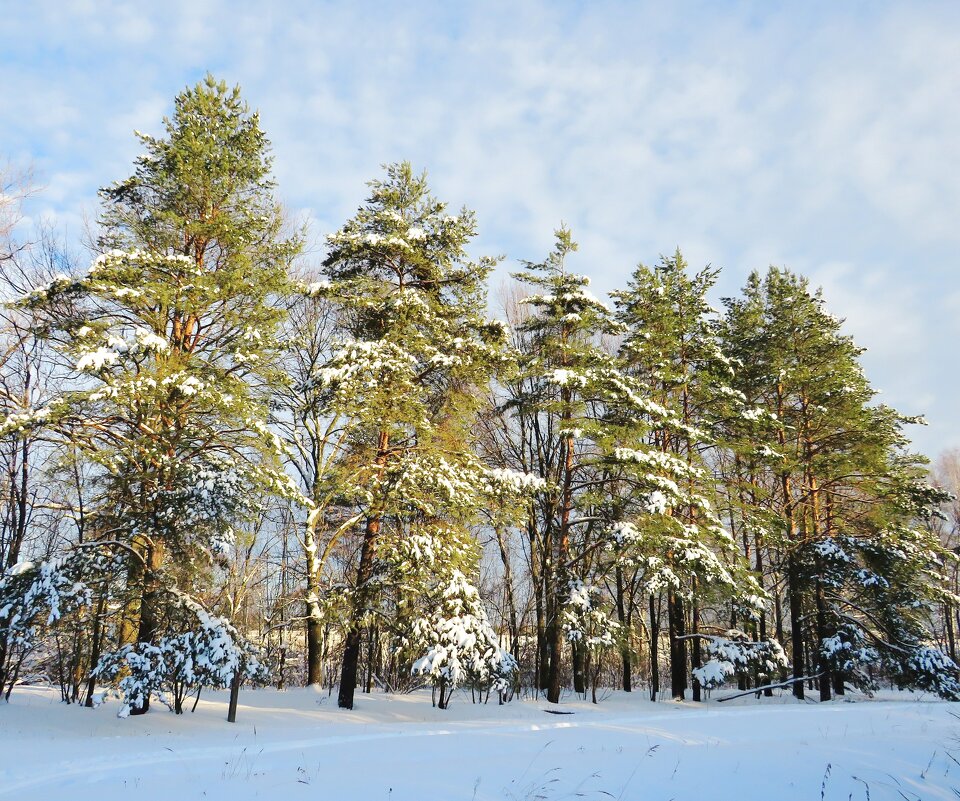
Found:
1,685 -> 957,800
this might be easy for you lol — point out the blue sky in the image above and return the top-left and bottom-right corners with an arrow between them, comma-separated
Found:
3,1 -> 958,458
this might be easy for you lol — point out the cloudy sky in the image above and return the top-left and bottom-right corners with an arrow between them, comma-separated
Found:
3,1 -> 958,458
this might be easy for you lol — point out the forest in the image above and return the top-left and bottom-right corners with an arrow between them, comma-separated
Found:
1,75 -> 958,719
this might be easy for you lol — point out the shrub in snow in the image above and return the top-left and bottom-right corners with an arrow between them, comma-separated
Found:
0,558 -> 93,699
95,589 -> 268,716
561,580 -> 621,703
808,524 -> 960,700
819,623 -> 880,692
892,646 -> 960,701
411,570 -> 517,709
691,630 -> 788,691
562,581 -> 620,651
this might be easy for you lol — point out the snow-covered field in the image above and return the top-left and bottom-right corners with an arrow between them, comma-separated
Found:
1,685 -> 957,800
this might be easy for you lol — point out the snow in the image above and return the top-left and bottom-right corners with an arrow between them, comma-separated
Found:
304,279 -> 331,296
645,489 -> 669,514
134,327 -> 170,353
485,467 -> 547,494
75,346 -> 119,371
0,406 -> 53,436
547,368 -> 587,387
1,685 -> 957,800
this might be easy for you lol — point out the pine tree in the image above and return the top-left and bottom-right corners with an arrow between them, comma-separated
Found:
611,251 -> 761,700
314,163 -> 514,709
509,228 -> 699,703
722,267 -> 958,699
508,228 -> 622,702
410,569 -> 517,709
9,75 -> 300,712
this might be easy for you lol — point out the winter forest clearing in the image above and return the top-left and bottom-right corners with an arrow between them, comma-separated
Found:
3,685 -> 958,801
3,10 -> 960,798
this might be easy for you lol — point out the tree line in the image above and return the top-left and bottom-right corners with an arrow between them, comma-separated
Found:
1,76 -> 957,717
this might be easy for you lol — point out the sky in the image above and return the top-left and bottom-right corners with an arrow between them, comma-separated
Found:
2,0 -> 958,458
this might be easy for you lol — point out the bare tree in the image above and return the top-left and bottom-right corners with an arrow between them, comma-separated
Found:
930,449 -> 960,661
0,161 -> 36,275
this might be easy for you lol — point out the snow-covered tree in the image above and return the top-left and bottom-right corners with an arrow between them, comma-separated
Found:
610,252 -> 763,700
561,580 -> 620,702
721,267 -> 957,700
691,629 -> 788,691
0,546 -> 126,701
411,570 -> 517,708
4,76 -> 299,712
0,558 -> 89,698
507,227 -> 633,702
314,163 -> 514,709
95,589 -> 268,716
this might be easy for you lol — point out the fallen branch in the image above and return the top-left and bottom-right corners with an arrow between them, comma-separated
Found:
717,673 -> 824,703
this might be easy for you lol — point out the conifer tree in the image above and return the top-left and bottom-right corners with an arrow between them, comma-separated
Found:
509,229 -> 707,703
508,228 -> 624,702
722,267 -> 958,699
410,569 -> 517,709
7,75 -> 300,712
314,163 -> 514,709
611,251 -> 762,700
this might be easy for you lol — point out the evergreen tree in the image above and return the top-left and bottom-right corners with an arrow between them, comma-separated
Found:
314,162 -> 514,709
410,569 -> 517,709
722,267 -> 958,699
509,229 -> 703,703
611,251 -> 762,700
7,75 -> 299,712
508,228 -> 624,702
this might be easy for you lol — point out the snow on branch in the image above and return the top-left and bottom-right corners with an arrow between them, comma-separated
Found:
689,630 -> 787,690
95,589 -> 268,717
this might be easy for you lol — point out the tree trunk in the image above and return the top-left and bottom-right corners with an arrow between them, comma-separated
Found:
304,507 -> 324,687
786,551 -> 805,701
690,596 -> 702,702
227,668 -> 242,723
118,547 -> 145,648
365,624 -> 376,694
338,430 -> 388,710
668,590 -> 686,700
84,592 -> 108,707
649,594 -> 660,702
572,641 -> 586,695
547,428 -> 575,704
814,576 -> 832,702
781,467 -> 805,702
495,527 -> 521,662
755,527 -> 773,696
946,603 -> 957,663
338,512 -> 379,709
529,515 -> 550,692
546,607 -> 564,703
130,538 -> 165,716
306,612 -> 323,686
615,567 -> 632,692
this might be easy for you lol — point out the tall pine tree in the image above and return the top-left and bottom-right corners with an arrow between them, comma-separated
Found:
11,75 -> 300,712
315,163 -> 515,709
